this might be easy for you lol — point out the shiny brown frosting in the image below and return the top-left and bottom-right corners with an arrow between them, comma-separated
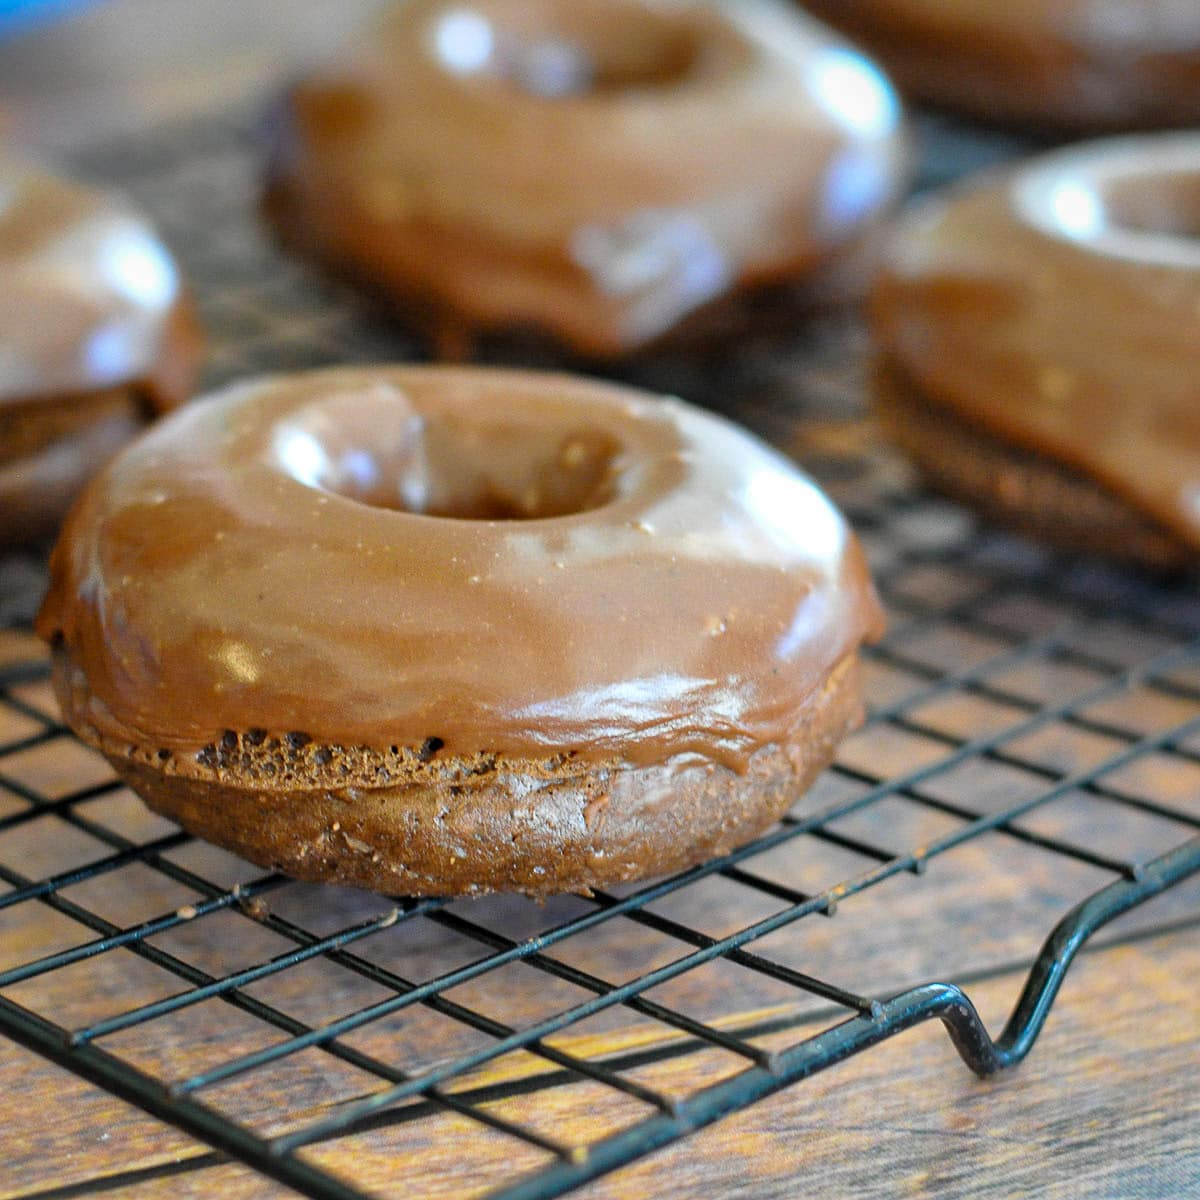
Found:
873,132 -> 1200,551
265,0 -> 907,357
801,0 -> 1200,130
37,366 -> 884,772
0,160 -> 198,410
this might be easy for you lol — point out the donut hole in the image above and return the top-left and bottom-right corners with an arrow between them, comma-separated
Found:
1102,171 -> 1200,240
1017,141 -> 1200,268
273,391 -> 621,520
430,2 -> 702,97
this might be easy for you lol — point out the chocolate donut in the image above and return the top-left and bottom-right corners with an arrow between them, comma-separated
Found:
800,0 -> 1200,132
37,366 -> 883,897
872,133 -> 1200,571
263,0 -> 907,360
0,161 -> 202,546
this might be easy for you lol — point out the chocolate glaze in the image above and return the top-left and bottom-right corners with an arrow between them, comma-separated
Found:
264,0 -> 907,358
0,161 -> 198,411
37,366 -> 884,773
873,133 -> 1200,553
801,0 -> 1200,131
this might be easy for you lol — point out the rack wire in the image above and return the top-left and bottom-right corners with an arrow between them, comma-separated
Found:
0,107 -> 1198,1200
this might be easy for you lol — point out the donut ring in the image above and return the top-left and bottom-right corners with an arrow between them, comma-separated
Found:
263,0 -> 907,359
0,161 -> 202,546
37,366 -> 883,897
800,0 -> 1200,131
872,132 -> 1200,570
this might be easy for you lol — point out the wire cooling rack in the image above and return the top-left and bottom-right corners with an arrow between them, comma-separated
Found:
0,107 -> 1198,1200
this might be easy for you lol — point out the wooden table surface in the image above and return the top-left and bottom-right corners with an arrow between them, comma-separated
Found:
3,929 -> 1198,1200
1,4 -> 1198,1198
3,927 -> 1199,1200
1,617 -> 1197,1200
1,877 -> 1198,1200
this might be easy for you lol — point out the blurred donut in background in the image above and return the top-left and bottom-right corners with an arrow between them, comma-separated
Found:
263,0 -> 909,360
0,159 -> 202,545
799,0 -> 1200,131
871,132 -> 1200,571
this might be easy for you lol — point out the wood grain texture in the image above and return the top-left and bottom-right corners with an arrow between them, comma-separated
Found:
0,929 -> 1195,1200
1,621 -> 1199,1200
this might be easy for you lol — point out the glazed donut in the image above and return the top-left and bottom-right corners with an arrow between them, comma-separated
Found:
800,0 -> 1200,131
37,366 -> 883,897
872,132 -> 1200,570
263,0 -> 907,360
0,161 -> 201,546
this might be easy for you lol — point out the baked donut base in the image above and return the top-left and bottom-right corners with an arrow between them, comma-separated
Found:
58,652 -> 867,898
261,177 -> 876,364
0,391 -> 144,548
873,357 -> 1192,572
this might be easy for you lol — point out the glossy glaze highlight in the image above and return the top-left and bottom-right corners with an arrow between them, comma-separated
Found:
0,161 -> 194,407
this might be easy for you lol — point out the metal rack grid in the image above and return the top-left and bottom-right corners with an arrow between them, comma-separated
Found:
0,108 -> 1198,1199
